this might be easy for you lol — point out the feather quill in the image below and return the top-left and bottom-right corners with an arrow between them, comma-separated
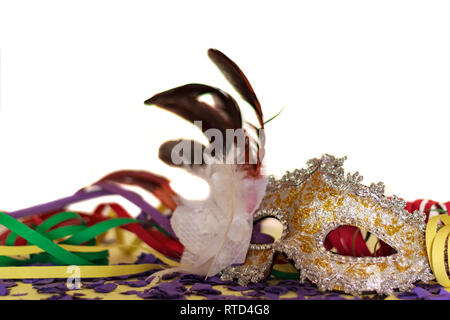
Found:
204,163 -> 236,278
146,49 -> 268,283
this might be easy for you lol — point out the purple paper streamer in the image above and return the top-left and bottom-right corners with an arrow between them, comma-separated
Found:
8,189 -> 110,220
6,182 -> 176,238
96,182 -> 175,237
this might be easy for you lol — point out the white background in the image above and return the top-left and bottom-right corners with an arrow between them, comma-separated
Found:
0,0 -> 449,215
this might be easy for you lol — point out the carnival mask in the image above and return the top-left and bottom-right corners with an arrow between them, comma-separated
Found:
144,48 -> 433,295
221,154 -> 433,295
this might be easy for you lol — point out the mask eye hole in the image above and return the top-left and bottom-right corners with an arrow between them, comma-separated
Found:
324,225 -> 396,257
251,217 -> 284,244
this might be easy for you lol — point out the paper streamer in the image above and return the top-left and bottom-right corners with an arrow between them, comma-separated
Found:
426,214 -> 450,288
7,182 -> 176,238
5,182 -> 183,257
0,202 -> 183,280
0,264 -> 163,279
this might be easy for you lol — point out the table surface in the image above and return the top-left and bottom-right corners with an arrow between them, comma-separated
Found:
0,250 -> 444,300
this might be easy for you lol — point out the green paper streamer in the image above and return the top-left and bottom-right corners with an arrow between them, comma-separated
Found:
0,212 -> 138,267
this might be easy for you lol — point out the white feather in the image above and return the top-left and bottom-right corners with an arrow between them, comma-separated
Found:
170,149 -> 268,277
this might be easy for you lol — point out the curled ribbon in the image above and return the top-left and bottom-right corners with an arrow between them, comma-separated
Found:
426,214 -> 450,288
0,209 -> 180,279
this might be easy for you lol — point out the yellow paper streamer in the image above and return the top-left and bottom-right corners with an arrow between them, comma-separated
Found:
0,241 -> 179,279
104,207 -> 144,255
0,223 -> 179,280
0,243 -> 179,267
426,214 -> 450,288
0,263 -> 163,279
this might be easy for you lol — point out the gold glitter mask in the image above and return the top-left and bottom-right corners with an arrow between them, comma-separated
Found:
221,154 -> 433,295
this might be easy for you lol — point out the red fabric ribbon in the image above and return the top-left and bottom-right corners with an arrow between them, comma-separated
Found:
92,203 -> 183,258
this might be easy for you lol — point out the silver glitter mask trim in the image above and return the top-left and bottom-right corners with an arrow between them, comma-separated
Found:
221,154 -> 433,296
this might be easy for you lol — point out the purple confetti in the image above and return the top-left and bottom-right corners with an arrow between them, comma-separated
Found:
310,295 -> 332,300
44,293 -> 92,300
247,282 -> 267,290
207,294 -> 252,300
161,272 -> 179,280
188,283 -> 221,296
137,288 -> 184,300
110,274 -> 134,280
432,289 -> 450,300
0,285 -> 9,296
264,285 -> 288,295
121,290 -> 140,295
417,283 -> 442,294
189,283 -> 212,291
243,291 -> 264,297
284,296 -> 306,300
412,286 -> 434,299
34,282 -> 68,294
0,280 -> 18,288
23,278 -> 55,284
94,283 -> 118,293
325,294 -> 347,300
136,253 -> 162,264
227,285 -> 249,292
72,293 -> 85,297
158,281 -> 186,294
2,238 -> 445,301
82,279 -> 105,289
263,292 -> 280,300
296,287 -> 323,296
397,292 -> 419,300
179,274 -> 205,284
135,280 -> 187,300
178,274 -> 235,286
120,280 -> 148,288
